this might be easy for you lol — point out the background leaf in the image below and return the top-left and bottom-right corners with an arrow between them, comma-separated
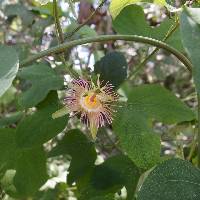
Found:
114,84 -> 195,169
94,51 -> 127,88
49,129 -> 97,185
18,63 -> 63,108
113,5 -> 182,50
180,7 -> 200,94
16,92 -> 68,148
0,129 -> 19,177
65,22 -> 97,38
31,17 -> 53,37
138,159 -> 200,200
13,146 -> 48,197
0,45 -> 19,97
0,129 -> 48,198
0,112 -> 23,128
113,106 -> 161,169
126,84 -> 195,124
110,0 -> 166,19
79,155 -> 140,200
5,4 -> 34,26
31,2 -> 62,16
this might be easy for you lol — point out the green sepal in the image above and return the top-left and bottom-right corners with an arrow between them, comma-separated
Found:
52,106 -> 69,119
90,123 -> 98,140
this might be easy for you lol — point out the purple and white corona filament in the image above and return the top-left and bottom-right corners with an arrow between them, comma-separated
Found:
64,77 -> 119,138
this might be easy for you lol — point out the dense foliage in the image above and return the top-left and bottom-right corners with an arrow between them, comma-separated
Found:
0,0 -> 200,199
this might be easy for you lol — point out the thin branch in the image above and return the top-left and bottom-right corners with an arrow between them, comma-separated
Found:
20,35 -> 192,72
187,128 -> 197,161
53,0 -> 78,78
65,0 -> 107,39
198,94 -> 200,167
53,0 -> 64,43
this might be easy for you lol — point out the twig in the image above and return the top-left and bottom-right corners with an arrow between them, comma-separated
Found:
65,0 -> 107,39
86,50 -> 93,69
53,0 -> 64,44
197,94 -> 200,167
53,0 -> 79,78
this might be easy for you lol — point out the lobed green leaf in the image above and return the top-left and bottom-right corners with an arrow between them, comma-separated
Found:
180,7 -> 200,94
94,51 -> 127,88
16,91 -> 68,148
18,63 -> 63,109
138,159 -> 200,200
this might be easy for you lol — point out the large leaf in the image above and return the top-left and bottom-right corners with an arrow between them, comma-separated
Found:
49,129 -> 97,185
113,84 -> 195,169
0,129 -> 19,176
94,52 -> 127,88
16,92 -> 68,148
138,159 -> 200,200
0,130 -> 48,198
180,7 -> 200,94
13,147 -> 48,197
113,5 -> 182,50
79,155 -> 140,200
127,84 -> 195,124
113,106 -> 161,169
0,45 -> 19,97
110,0 -> 166,19
18,63 -> 63,108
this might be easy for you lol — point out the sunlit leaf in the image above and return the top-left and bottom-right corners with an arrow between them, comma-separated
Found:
113,4 -> 182,50
180,7 -> 200,94
0,45 -> 19,97
110,0 -> 166,19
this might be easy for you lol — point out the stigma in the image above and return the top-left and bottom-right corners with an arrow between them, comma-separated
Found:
81,93 -> 101,111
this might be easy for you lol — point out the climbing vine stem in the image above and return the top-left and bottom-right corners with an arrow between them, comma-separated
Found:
20,35 -> 192,72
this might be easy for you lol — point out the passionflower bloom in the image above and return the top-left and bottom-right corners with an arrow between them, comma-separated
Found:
53,77 -> 119,139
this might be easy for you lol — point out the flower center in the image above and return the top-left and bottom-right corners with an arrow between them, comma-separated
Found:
83,93 -> 101,110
